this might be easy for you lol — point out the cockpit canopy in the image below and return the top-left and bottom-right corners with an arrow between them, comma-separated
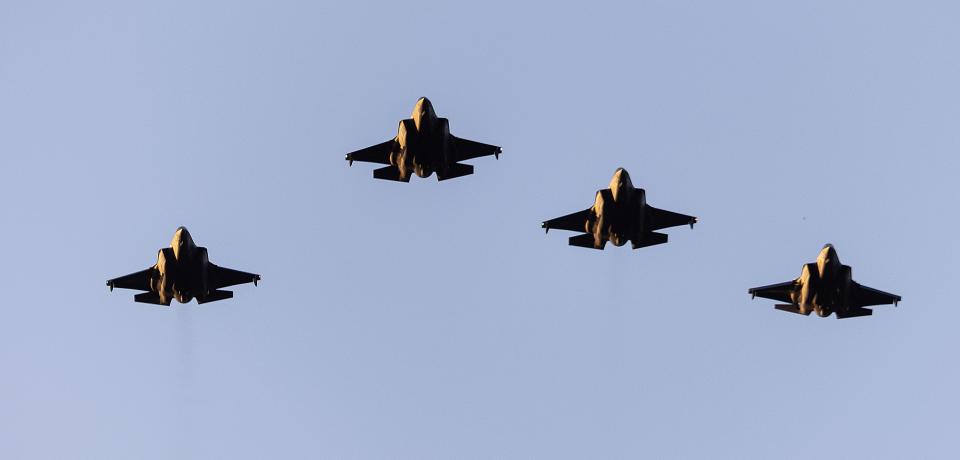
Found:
816,244 -> 841,277
412,97 -> 437,132
609,168 -> 634,203
170,226 -> 197,261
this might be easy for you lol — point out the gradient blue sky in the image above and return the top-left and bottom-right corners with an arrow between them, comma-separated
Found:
2,1 -> 959,458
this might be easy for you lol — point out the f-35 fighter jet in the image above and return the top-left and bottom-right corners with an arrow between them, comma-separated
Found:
748,244 -> 901,319
107,227 -> 260,305
345,97 -> 501,182
542,168 -> 697,250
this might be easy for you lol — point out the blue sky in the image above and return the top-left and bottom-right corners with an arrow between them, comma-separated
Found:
1,1 -> 959,458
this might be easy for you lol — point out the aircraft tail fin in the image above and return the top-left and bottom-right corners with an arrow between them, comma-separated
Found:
631,232 -> 668,249
437,162 -> 474,181
373,166 -> 410,182
134,292 -> 171,306
569,233 -> 604,250
198,290 -> 233,304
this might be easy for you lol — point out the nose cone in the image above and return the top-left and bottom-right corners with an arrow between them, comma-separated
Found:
816,243 -> 840,275
416,97 -> 432,109
412,97 -> 436,131
609,168 -> 634,202
820,243 -> 837,260
171,226 -> 195,260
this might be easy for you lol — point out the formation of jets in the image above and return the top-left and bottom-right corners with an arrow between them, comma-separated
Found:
107,97 -> 901,319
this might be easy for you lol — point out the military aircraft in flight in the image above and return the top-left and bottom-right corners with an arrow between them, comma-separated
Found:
748,244 -> 901,318
542,168 -> 697,250
107,227 -> 260,305
345,97 -> 501,182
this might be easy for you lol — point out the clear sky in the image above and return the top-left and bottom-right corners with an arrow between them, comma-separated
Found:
2,1 -> 959,458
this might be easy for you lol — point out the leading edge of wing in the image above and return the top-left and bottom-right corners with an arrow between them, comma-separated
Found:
107,268 -> 154,292
748,280 -> 796,304
852,282 -> 901,307
208,263 -> 261,290
453,136 -> 501,162
542,208 -> 591,233
346,139 -> 394,166
646,205 -> 697,231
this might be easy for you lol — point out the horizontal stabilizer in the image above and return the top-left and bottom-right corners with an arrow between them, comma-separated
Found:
373,166 -> 410,182
198,290 -> 233,304
569,233 -> 603,250
836,307 -> 873,319
775,304 -> 811,316
134,292 -> 171,306
437,162 -> 473,181
631,232 -> 668,249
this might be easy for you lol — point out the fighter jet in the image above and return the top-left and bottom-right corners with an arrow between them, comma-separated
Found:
107,227 -> 260,305
542,168 -> 697,250
748,244 -> 901,319
345,97 -> 501,182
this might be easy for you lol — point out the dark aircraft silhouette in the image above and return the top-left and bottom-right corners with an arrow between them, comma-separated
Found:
748,244 -> 901,319
345,97 -> 501,182
542,168 -> 697,250
107,227 -> 260,305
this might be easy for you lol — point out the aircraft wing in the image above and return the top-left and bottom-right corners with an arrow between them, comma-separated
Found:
542,208 -> 591,233
208,263 -> 261,289
646,205 -> 697,231
346,139 -> 394,165
107,268 -> 155,292
453,136 -> 501,162
851,282 -> 901,307
748,281 -> 797,304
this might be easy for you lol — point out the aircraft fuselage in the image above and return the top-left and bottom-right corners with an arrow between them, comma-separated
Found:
587,168 -> 647,248
149,227 -> 215,304
792,245 -> 855,317
389,97 -> 455,179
